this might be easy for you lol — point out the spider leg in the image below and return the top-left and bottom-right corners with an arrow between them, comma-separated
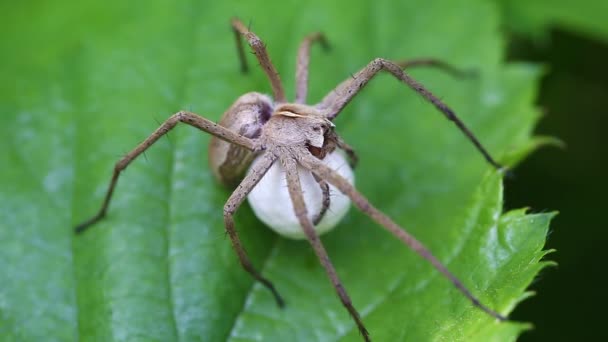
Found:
295,32 -> 330,104
334,133 -> 359,168
395,58 -> 476,78
74,111 -> 259,234
316,58 -> 503,170
231,17 -> 286,103
281,155 -> 370,341
311,173 -> 331,226
224,152 -> 285,307
316,57 -> 474,113
298,151 -> 507,322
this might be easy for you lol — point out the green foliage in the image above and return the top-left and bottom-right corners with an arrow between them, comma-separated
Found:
500,0 -> 608,42
0,0 -> 552,341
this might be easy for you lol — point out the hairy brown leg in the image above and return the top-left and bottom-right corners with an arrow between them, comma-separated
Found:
334,134 -> 359,168
316,58 -> 503,170
232,20 -> 249,74
74,111 -> 259,233
231,17 -> 286,103
311,173 -> 330,226
311,131 -> 355,225
395,58 -> 475,78
316,57 -> 473,113
281,155 -> 370,341
298,151 -> 507,321
224,152 -> 285,307
295,32 -> 330,104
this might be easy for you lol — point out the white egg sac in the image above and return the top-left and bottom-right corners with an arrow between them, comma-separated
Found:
247,151 -> 355,239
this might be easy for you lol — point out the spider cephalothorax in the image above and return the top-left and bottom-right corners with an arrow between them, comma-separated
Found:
75,17 -> 508,342
247,103 -> 353,238
264,103 -> 335,149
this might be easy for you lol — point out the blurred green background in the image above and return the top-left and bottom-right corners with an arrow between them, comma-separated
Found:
1,0 -> 607,341
507,29 -> 608,341
500,2 -> 608,340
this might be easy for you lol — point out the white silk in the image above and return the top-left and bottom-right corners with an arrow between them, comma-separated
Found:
247,151 -> 354,239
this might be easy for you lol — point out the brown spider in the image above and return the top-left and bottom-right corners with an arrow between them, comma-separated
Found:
75,17 -> 507,341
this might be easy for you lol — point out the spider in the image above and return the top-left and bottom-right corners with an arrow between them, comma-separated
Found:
75,17 -> 507,341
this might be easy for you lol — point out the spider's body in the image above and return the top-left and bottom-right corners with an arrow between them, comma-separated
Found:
75,17 -> 508,341
247,102 -> 355,238
209,95 -> 343,186
262,103 -> 333,149
208,92 -> 272,187
210,95 -> 357,237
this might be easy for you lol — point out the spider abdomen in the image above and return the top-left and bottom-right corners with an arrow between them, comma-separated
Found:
247,150 -> 354,239
209,92 -> 273,187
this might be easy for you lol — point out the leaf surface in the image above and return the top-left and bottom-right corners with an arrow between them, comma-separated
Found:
0,0 -> 552,341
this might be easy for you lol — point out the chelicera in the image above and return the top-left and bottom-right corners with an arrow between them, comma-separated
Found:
75,17 -> 507,341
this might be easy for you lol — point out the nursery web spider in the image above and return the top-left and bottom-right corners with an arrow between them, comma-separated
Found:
75,18 -> 507,341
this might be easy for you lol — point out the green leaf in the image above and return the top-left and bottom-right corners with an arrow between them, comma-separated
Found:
499,0 -> 608,42
0,0 -> 553,341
